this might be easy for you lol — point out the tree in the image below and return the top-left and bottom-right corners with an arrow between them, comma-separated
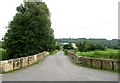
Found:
77,41 -> 105,52
0,41 -> 2,48
63,43 -> 74,50
3,2 -> 55,59
77,41 -> 90,52
55,45 -> 60,50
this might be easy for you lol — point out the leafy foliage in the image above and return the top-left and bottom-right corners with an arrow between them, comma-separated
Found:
0,41 -> 3,48
3,2 -> 55,60
0,48 -> 7,61
76,49 -> 118,59
49,50 -> 58,55
77,41 -> 105,52
56,38 -> 119,49
63,43 -> 74,50
64,49 -> 68,55
55,45 -> 60,50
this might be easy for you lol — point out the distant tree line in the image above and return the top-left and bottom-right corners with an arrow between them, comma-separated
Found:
76,41 -> 105,52
63,43 -> 74,50
56,38 -> 120,49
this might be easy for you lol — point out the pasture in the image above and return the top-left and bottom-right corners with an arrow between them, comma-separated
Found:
76,49 -> 118,59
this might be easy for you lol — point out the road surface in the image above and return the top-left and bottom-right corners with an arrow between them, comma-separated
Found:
2,51 -> 118,81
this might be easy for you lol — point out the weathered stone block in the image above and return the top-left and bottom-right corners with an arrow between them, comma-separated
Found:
102,60 -> 113,70
79,57 -> 92,67
113,61 -> 118,70
92,59 -> 102,69
1,59 -> 13,72
34,54 -> 38,62
42,52 -> 48,57
68,51 -> 76,59
44,52 -> 49,57
20,57 -> 28,68
28,56 -> 35,65
37,53 -> 42,60
13,58 -> 21,70
75,56 -> 81,64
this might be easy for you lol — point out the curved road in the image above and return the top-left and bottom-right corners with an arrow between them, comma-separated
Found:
2,51 -> 118,81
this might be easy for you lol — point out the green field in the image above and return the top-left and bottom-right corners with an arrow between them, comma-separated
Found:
76,49 -> 119,59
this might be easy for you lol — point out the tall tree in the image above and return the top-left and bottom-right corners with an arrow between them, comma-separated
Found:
3,2 -> 55,59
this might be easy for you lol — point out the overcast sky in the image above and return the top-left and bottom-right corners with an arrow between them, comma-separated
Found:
0,0 -> 119,40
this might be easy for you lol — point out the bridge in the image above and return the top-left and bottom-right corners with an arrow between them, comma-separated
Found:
2,51 -> 118,81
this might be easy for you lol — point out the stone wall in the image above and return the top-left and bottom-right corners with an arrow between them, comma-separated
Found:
92,59 -> 102,69
0,51 -> 49,73
67,51 -> 118,71
0,59 -> 13,72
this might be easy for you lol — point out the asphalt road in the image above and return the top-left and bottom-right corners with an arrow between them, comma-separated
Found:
2,51 -> 118,81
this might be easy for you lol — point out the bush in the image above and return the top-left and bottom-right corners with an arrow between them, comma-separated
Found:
63,43 -> 74,50
50,50 -> 58,55
64,50 -> 68,55
55,45 -> 60,50
77,41 -> 105,52
112,46 -> 120,49
0,50 -> 10,61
